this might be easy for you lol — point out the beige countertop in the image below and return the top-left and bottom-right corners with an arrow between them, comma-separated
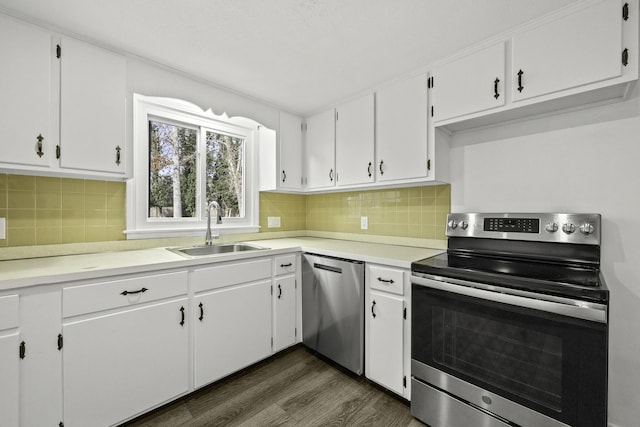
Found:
0,237 -> 444,291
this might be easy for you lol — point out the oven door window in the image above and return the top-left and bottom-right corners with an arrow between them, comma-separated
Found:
412,284 -> 607,425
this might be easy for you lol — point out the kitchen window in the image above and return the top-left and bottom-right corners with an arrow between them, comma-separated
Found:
127,94 -> 263,238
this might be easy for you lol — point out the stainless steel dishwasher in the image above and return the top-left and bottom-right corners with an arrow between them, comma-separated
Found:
302,253 -> 365,375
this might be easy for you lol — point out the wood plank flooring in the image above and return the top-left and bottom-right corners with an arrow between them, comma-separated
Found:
122,346 -> 425,427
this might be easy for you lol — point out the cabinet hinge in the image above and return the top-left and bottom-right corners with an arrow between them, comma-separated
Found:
431,106 -> 434,117
623,2 -> 629,21
56,145 -> 61,159
427,76 -> 434,89
295,279 -> 297,289
19,341 -> 25,359
271,284 -> 273,295
295,327 -> 297,338
403,375 -> 407,388
56,44 -> 61,59
427,159 -> 431,171
57,333 -> 63,351
271,337 -> 273,349
301,123 -> 307,132
403,307 -> 407,320
336,111 -> 339,121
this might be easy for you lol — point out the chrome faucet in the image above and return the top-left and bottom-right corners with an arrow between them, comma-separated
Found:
205,200 -> 222,245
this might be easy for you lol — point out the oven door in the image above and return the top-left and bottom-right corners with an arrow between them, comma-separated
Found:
411,274 -> 608,427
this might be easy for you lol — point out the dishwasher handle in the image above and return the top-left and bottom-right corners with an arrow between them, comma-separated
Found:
313,263 -> 342,274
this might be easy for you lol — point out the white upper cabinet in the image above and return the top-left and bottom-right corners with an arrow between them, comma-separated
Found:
59,36 -> 127,176
376,73 -> 429,182
512,0 -> 623,102
335,93 -> 375,186
0,15 -> 53,170
431,42 -> 506,123
279,112 -> 303,190
304,108 -> 336,189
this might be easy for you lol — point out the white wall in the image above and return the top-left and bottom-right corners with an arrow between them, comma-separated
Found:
449,84 -> 640,427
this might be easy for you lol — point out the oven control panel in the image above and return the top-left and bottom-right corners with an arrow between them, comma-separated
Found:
446,213 -> 601,245
483,218 -> 539,233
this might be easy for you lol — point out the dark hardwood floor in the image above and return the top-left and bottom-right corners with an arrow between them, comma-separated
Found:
123,346 -> 425,427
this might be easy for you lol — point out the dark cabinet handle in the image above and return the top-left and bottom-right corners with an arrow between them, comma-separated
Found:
379,160 -> 384,176
179,306 -> 185,326
57,334 -> 63,351
282,170 -> 286,183
623,3 -> 629,21
198,302 -> 204,321
367,162 -> 372,177
277,284 -> 282,299
19,341 -> 26,359
36,134 -> 44,158
371,300 -> 376,318
494,78 -> 500,99
622,48 -> 629,67
120,287 -> 147,296
329,169 -> 334,182
280,263 -> 293,267
115,145 -> 122,166
377,277 -> 395,284
517,69 -> 524,93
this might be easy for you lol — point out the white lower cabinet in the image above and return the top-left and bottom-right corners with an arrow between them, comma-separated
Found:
365,264 -> 410,399
194,280 -> 272,388
63,298 -> 189,427
0,294 -> 19,427
273,275 -> 296,352
20,291 -> 63,427
61,271 -> 189,427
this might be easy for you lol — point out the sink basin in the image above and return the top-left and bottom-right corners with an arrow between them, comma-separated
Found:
168,243 -> 267,257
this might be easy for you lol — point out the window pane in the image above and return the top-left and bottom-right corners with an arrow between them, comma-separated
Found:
205,131 -> 244,218
148,120 -> 197,218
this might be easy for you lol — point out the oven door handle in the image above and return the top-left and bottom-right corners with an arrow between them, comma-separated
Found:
412,275 -> 607,324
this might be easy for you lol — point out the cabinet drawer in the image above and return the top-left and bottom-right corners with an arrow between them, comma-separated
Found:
369,265 -> 405,295
0,295 -> 19,331
194,258 -> 272,292
63,271 -> 188,318
275,254 -> 297,276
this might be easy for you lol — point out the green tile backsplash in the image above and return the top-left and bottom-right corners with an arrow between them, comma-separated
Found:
0,174 -> 126,247
260,184 -> 450,240
0,174 -> 449,248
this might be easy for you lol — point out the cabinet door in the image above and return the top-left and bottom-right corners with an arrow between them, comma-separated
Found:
367,291 -> 404,395
194,280 -> 272,388
20,291 -> 62,427
279,112 -> 303,190
63,299 -> 189,427
273,276 -> 296,352
432,42 -> 506,122
0,332 -> 19,427
376,74 -> 428,182
304,109 -> 335,189
512,0 -> 622,102
0,15 -> 53,169
60,36 -> 127,175
335,94 -> 375,186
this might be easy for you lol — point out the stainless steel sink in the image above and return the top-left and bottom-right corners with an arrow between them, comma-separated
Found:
168,243 -> 267,257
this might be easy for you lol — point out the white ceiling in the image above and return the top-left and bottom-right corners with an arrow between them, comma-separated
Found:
0,0 -> 579,116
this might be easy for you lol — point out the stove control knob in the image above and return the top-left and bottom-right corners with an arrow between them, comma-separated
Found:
562,223 -> 576,234
447,219 -> 459,229
460,220 -> 469,230
545,222 -> 558,233
579,222 -> 595,235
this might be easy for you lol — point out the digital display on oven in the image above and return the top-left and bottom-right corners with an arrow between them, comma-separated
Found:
483,218 -> 539,233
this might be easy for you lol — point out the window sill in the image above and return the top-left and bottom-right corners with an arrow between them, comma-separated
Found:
124,225 -> 260,240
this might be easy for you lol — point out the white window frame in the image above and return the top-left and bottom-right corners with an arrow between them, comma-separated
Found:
126,94 -> 264,239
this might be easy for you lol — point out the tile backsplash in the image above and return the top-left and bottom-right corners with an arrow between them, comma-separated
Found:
0,174 -> 126,247
0,174 -> 449,248
259,184 -> 450,240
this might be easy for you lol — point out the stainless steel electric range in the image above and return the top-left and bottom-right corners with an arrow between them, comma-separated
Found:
410,213 -> 608,427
